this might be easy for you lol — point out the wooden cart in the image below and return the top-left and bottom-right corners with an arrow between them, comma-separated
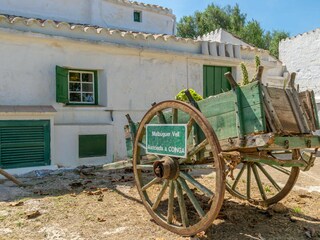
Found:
105,66 -> 320,236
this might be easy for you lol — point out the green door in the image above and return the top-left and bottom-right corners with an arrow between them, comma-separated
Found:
203,65 -> 232,98
0,120 -> 50,169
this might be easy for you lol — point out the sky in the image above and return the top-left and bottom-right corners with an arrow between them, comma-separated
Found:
142,0 -> 320,37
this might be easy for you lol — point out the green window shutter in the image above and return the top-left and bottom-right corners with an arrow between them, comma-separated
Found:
79,134 -> 107,158
134,11 -> 141,22
203,65 -> 232,98
0,120 -> 51,169
56,66 -> 69,103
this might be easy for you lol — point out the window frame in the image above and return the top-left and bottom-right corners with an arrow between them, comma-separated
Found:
133,10 -> 142,23
68,70 -> 96,105
56,66 -> 98,105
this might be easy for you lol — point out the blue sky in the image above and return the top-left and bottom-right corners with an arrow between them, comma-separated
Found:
143,0 -> 320,37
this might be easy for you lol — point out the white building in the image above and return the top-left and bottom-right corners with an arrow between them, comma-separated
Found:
279,28 -> 320,110
0,0 -> 285,174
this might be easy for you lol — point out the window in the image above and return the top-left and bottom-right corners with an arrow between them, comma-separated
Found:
79,134 -> 107,158
56,66 -> 98,105
133,10 -> 142,22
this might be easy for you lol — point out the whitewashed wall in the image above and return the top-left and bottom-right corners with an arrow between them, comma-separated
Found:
0,0 -> 175,35
0,29 -> 243,167
279,29 -> 320,103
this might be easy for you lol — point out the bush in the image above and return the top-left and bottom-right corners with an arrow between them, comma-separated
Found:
175,89 -> 203,102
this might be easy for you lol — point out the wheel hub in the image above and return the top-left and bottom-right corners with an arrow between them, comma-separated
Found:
153,156 -> 179,180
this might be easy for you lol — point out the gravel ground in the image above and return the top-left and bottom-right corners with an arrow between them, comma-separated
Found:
0,162 -> 319,240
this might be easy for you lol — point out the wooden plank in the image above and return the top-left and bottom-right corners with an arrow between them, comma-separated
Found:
286,89 -> 309,133
242,105 -> 266,134
206,111 -> 237,140
267,87 -> 300,133
0,168 -> 24,186
261,85 -> 283,132
262,135 -> 320,150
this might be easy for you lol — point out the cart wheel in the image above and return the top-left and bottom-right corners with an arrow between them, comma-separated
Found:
133,100 -> 225,236
226,150 -> 300,206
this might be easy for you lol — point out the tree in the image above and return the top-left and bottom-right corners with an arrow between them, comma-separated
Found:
240,20 -> 265,48
229,4 -> 246,35
269,31 -> 290,58
176,16 -> 198,38
176,3 -> 290,58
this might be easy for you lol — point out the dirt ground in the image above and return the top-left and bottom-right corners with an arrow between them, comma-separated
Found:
0,162 -> 320,240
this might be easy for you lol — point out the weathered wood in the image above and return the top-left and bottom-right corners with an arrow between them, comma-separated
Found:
299,90 -> 319,131
174,180 -> 189,227
178,177 -> 205,218
103,159 -> 133,170
0,168 -> 24,186
285,89 -> 310,133
261,84 -> 283,132
167,180 -> 175,224
261,135 -> 320,150
141,177 -> 161,191
152,180 -> 169,210
224,72 -> 238,89
255,66 -> 264,82
251,164 -> 267,201
288,72 -> 296,89
242,154 -> 306,168
179,171 -> 214,199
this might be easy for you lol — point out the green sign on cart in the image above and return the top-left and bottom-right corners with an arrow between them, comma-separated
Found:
146,124 -> 187,158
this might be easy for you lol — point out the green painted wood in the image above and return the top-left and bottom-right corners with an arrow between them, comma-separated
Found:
266,135 -> 320,150
206,112 -> 237,140
79,134 -> 107,158
0,120 -> 50,169
149,82 -> 265,141
203,66 -> 231,98
56,66 -> 69,103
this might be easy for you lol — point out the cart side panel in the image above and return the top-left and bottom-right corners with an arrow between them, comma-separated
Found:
240,82 -> 266,135
198,81 -> 266,140
267,87 -> 300,133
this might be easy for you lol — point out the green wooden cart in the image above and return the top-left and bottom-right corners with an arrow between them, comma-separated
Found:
105,66 -> 319,236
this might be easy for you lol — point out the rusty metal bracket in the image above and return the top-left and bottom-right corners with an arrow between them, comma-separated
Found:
219,151 -> 241,180
299,148 -> 318,171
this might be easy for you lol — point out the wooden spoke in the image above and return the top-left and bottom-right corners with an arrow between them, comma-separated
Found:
180,172 -> 214,199
167,180 -> 175,224
178,177 -> 205,218
142,177 -> 161,192
256,163 -> 281,191
187,118 -> 195,137
270,165 -> 290,175
172,108 -> 178,124
231,163 -> 246,190
174,181 -> 189,227
156,110 -> 167,124
138,142 -> 146,150
136,164 -> 153,170
251,164 -> 267,201
152,180 -> 169,210
246,163 -> 251,199
188,139 -> 208,157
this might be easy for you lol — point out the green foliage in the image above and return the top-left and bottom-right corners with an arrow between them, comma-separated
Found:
269,30 -> 290,58
293,206 -> 302,214
255,55 -> 261,71
176,3 -> 290,58
240,62 -> 249,86
175,89 -> 203,102
240,20 -> 266,49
